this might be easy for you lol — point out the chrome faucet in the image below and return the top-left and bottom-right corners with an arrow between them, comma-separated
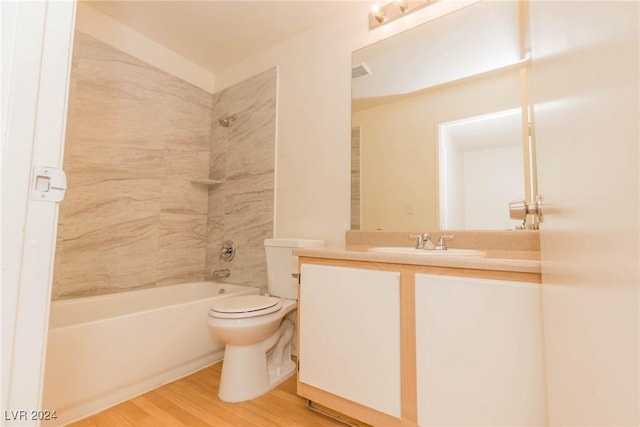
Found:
409,232 -> 434,250
435,234 -> 455,250
213,268 -> 231,278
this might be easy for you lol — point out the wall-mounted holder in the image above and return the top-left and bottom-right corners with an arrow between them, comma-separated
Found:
509,195 -> 543,228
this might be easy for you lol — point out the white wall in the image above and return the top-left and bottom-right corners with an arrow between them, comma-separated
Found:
463,144 -> 523,229
214,0 -> 478,245
531,1 -> 639,425
75,2 -> 216,93
354,93 -> 440,230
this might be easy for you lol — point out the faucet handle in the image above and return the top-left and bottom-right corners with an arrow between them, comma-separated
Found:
409,232 -> 431,249
219,240 -> 236,261
435,234 -> 454,250
409,233 -> 425,249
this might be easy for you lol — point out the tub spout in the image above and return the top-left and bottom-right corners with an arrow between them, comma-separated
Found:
213,268 -> 230,278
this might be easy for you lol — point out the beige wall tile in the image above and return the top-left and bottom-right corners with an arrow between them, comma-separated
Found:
54,218 -> 159,298
54,32 -> 276,299
157,212 -> 207,274
53,32 -> 213,299
206,68 -> 277,291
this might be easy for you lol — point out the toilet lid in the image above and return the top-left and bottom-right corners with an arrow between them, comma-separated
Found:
209,295 -> 282,319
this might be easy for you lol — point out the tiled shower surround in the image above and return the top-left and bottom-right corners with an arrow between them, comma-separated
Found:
206,69 -> 277,292
52,32 -> 276,299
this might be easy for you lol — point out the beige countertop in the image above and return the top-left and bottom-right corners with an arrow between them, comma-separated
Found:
294,245 -> 541,274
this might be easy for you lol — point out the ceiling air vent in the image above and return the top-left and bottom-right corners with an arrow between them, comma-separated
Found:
351,62 -> 372,78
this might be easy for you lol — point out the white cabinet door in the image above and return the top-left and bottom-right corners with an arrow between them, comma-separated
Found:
299,264 -> 402,418
415,274 -> 545,426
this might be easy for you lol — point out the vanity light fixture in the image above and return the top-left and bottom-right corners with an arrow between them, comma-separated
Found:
368,0 -> 435,30
371,4 -> 386,24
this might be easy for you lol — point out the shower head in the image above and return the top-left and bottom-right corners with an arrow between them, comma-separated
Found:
219,114 -> 237,127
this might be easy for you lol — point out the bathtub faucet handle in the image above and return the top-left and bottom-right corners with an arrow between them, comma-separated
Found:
220,240 -> 236,261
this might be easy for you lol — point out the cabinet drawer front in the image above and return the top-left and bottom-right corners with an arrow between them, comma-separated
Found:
299,264 -> 402,418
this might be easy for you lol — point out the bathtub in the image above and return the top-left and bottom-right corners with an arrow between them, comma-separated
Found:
42,281 -> 259,426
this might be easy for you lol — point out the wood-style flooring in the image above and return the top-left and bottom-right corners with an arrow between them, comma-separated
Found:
69,361 -> 346,427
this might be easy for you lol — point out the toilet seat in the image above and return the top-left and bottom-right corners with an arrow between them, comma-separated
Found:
209,295 -> 282,319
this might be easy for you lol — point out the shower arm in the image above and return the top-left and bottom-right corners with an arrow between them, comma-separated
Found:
219,114 -> 237,127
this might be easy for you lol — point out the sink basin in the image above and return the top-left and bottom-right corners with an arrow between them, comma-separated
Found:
368,247 -> 486,257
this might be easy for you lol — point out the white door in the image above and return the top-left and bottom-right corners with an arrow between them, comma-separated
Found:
1,1 -> 76,424
530,2 -> 639,425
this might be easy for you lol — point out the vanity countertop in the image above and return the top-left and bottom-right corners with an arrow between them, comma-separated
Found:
294,245 -> 541,274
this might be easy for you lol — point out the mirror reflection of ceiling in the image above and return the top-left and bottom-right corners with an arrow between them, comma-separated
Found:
352,1 -> 522,108
444,109 -> 522,152
82,0 -> 367,73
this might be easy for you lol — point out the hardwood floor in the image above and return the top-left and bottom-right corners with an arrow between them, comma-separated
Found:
69,361 -> 347,427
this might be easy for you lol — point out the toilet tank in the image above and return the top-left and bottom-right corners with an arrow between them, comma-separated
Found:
264,238 -> 324,300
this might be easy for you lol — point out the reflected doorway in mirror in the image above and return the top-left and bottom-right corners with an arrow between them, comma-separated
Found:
438,108 -> 524,230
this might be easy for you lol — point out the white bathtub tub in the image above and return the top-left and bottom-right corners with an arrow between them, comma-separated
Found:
42,281 -> 259,425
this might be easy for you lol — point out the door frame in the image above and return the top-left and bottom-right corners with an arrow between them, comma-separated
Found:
1,1 -> 76,422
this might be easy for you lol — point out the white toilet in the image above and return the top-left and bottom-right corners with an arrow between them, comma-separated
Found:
208,237 -> 324,403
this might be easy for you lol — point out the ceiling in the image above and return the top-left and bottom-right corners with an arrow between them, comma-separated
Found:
83,0 -> 366,73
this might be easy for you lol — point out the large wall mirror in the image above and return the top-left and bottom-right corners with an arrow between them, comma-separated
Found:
351,0 -> 536,231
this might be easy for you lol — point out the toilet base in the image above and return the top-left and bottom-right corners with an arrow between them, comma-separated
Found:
217,321 -> 296,403
267,350 -> 296,390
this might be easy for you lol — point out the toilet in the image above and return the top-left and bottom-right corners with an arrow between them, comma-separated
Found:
208,237 -> 324,403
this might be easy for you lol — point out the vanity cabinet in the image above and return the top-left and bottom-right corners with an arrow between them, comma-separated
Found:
298,264 -> 402,419
297,257 -> 543,427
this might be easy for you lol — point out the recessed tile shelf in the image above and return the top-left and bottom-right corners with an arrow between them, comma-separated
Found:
190,179 -> 223,186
